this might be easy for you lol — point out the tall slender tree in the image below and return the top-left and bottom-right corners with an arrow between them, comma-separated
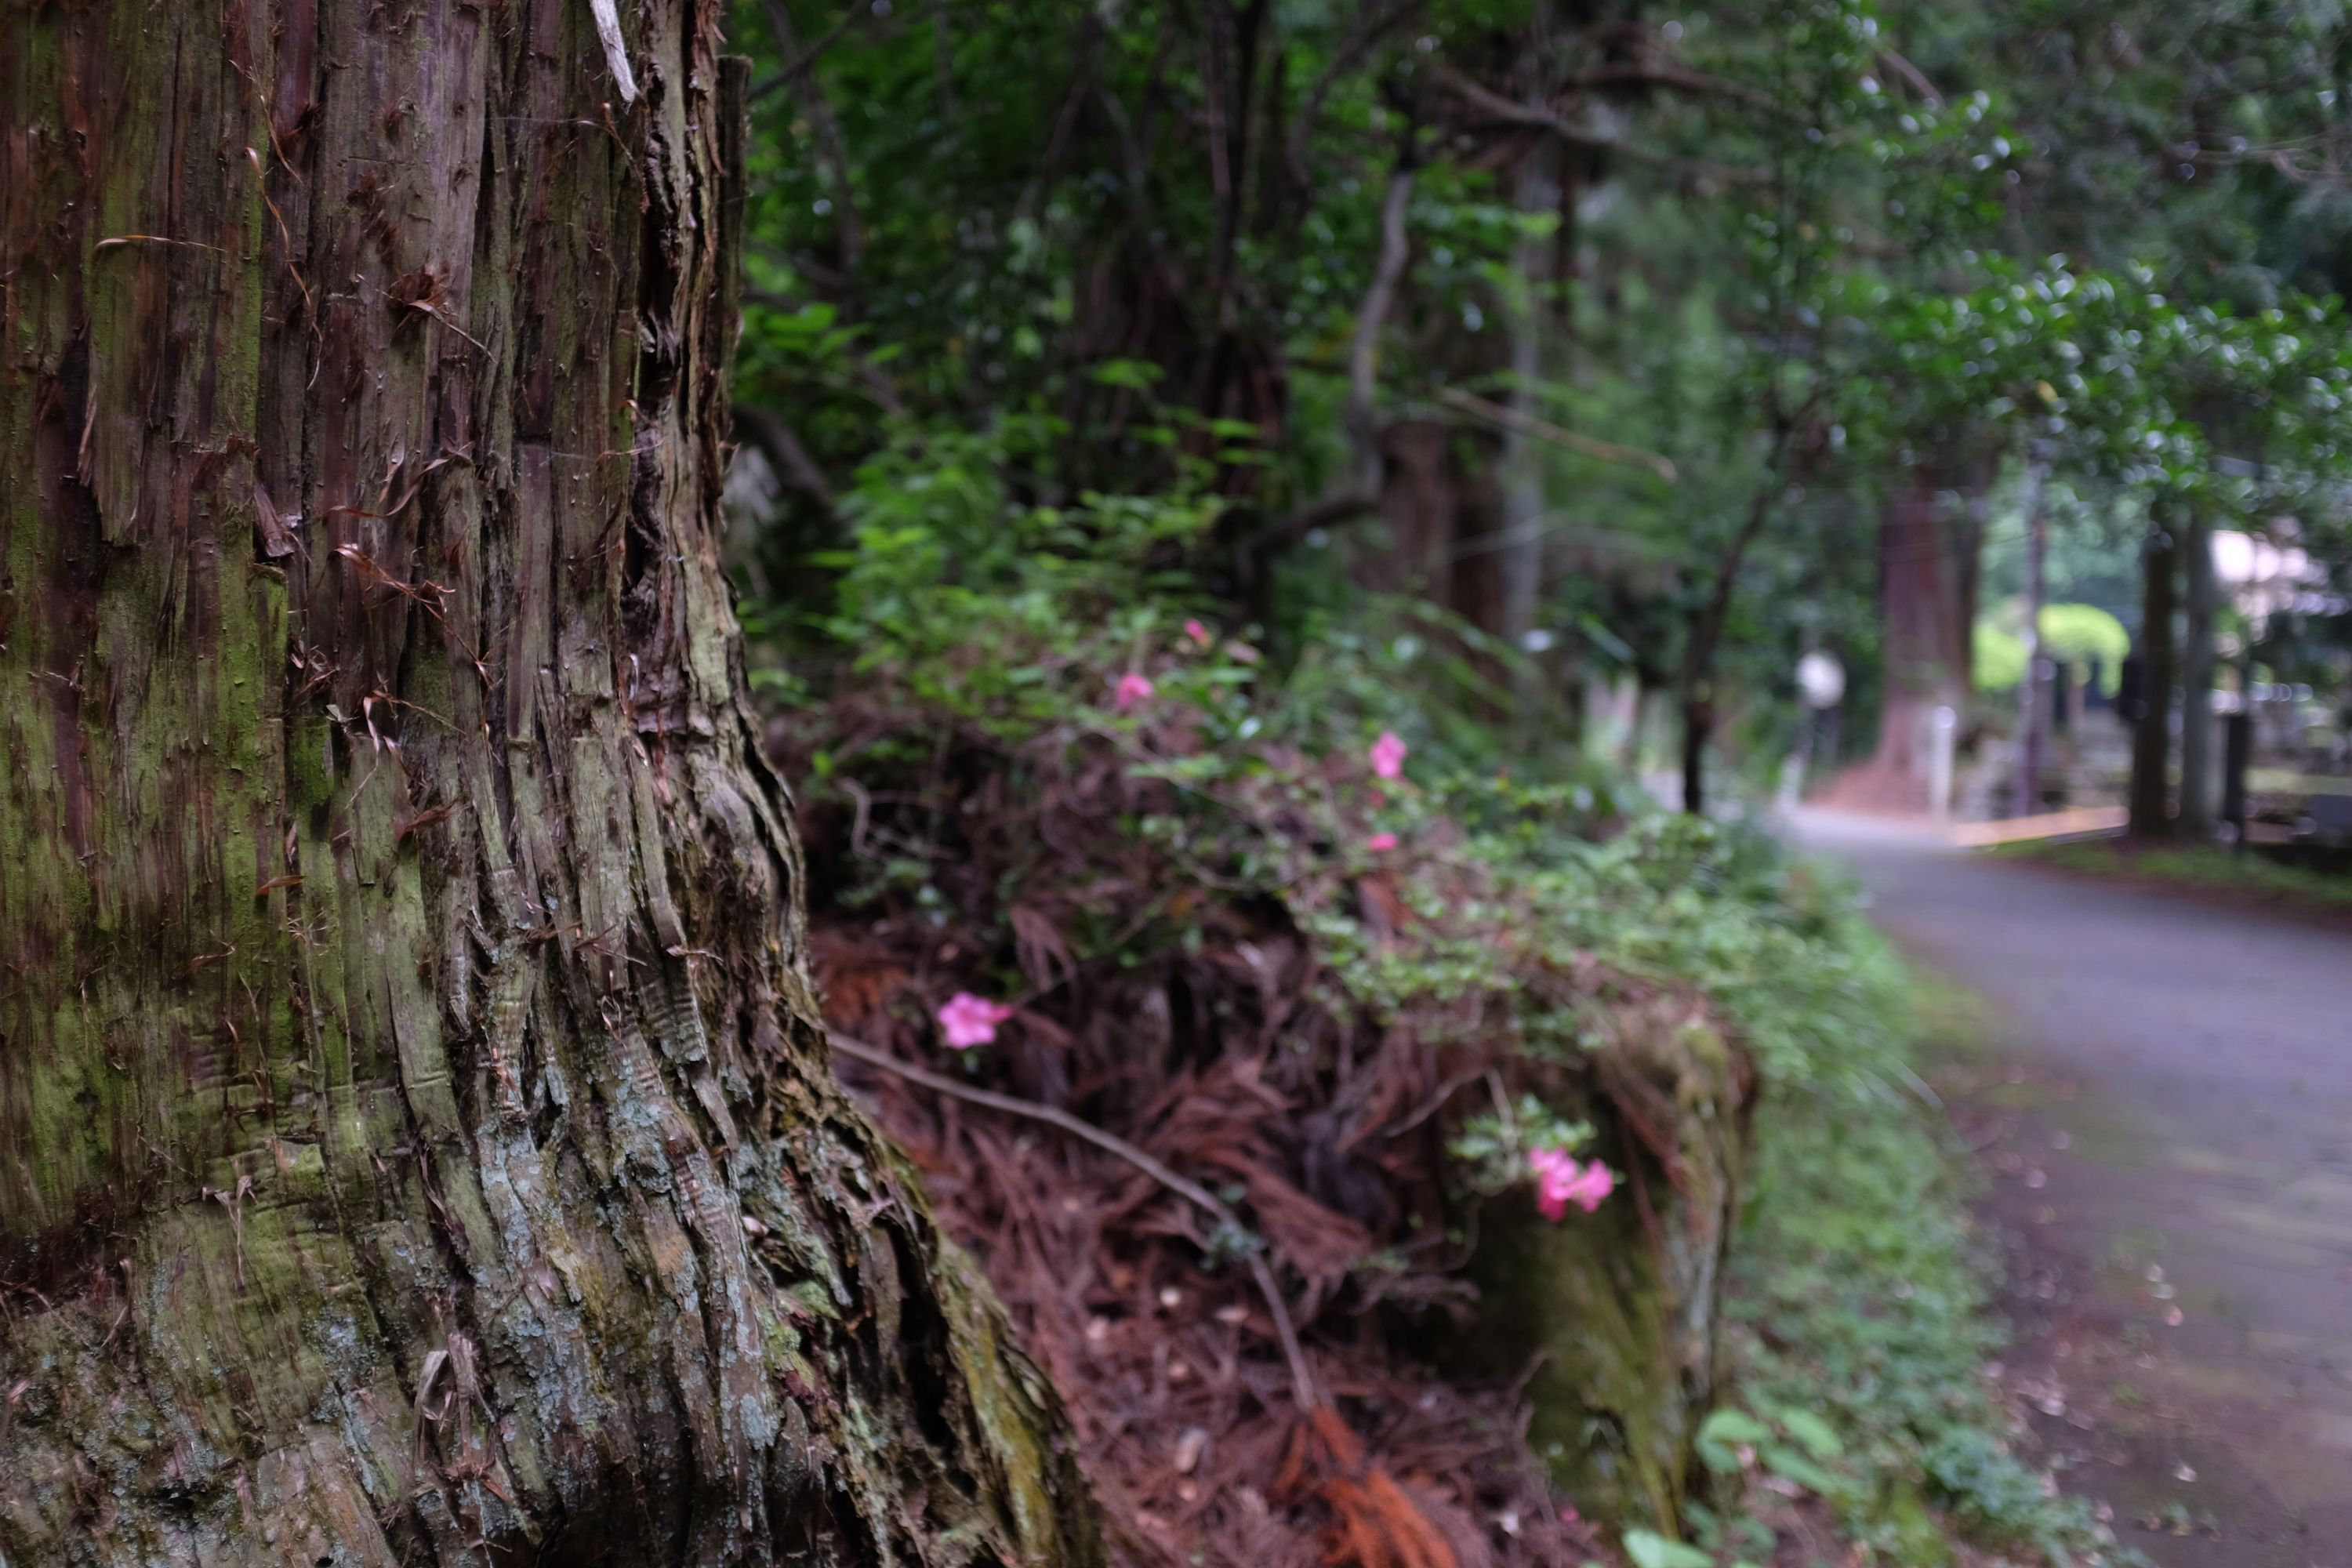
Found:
2129,520 -> 2183,837
0,0 -> 1099,1563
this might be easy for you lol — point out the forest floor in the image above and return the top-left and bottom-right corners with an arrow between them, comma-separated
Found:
1792,811 -> 2352,1568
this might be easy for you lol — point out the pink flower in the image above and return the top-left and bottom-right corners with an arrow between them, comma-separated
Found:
1184,619 -> 1212,647
1369,730 -> 1407,780
1528,1148 -> 1614,1221
937,992 -> 1014,1050
1114,672 -> 1156,711
1366,832 -> 1399,852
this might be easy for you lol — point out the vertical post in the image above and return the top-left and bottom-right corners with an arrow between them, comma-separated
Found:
1929,705 -> 1958,821
2223,710 -> 2253,855
1791,651 -> 1845,808
2012,456 -> 2049,818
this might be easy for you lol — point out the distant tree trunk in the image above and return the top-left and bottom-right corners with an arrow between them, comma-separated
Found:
1678,431 -> 1795,815
2012,460 -> 2050,817
2178,514 -> 2218,837
1623,668 -> 1654,770
1498,124 -> 1563,706
1680,695 -> 1715,815
2129,518 -> 2182,838
0,2 -> 1099,1563
1370,418 -> 1512,721
1828,471 -> 1978,812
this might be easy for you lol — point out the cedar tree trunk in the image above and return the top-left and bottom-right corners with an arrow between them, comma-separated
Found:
2128,517 -> 2181,838
2011,462 -> 2049,817
0,1 -> 1100,1564
1827,472 -> 1976,812
1497,141 -> 1560,678
2178,514 -> 2217,837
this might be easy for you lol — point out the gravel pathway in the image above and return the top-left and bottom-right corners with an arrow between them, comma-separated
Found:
1795,811 -> 2352,1566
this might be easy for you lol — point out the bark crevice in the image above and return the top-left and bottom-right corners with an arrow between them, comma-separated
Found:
0,3 -> 1101,1565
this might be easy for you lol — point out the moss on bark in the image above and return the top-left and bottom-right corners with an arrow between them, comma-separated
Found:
0,5 -> 1102,1565
1462,999 -> 1751,1531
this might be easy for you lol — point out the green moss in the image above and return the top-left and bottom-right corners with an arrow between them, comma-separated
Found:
287,715 -> 334,812
938,1238 -> 1076,1562
1463,1006 -> 1748,1535
1474,1192 -> 1682,1526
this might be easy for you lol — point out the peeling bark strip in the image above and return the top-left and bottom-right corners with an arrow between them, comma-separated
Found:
0,2 -> 1100,1565
591,0 -> 642,101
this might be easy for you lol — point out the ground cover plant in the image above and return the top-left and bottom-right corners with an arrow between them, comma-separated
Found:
752,438 -> 2135,1567
1711,975 -> 2137,1567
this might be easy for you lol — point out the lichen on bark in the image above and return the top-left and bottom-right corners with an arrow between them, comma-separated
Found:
0,2 -> 1101,1563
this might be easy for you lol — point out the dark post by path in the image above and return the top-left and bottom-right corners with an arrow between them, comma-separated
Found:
2223,709 -> 2252,853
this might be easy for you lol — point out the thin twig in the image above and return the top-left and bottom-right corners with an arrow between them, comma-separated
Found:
1432,65 -> 1769,185
94,234 -> 227,254
1385,1066 -> 1488,1138
1555,62 -> 1783,114
1285,0 -> 1423,184
826,1030 -> 1320,1410
751,0 -> 882,103
1875,48 -> 1943,107
1348,160 -> 1418,497
1436,386 -> 1678,483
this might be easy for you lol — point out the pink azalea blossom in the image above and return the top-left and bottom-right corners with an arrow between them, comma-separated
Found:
1528,1147 -> 1614,1221
1369,730 -> 1407,780
1366,832 -> 1399,852
1114,672 -> 1156,711
1184,619 -> 1212,647
937,992 -> 1014,1050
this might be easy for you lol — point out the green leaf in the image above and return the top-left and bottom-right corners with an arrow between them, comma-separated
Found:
1087,358 -> 1163,390
1696,1407 -> 1770,1472
1700,1409 -> 1772,1447
1776,1406 -> 1844,1461
1621,1530 -> 1713,1568
1760,1443 -> 1844,1497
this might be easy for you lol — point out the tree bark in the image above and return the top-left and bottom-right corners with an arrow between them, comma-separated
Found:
1676,452 -> 1786,815
2129,517 -> 2181,838
1498,132 -> 1562,683
0,2 -> 1100,1564
1831,472 -> 1977,813
1679,697 -> 1715,817
2012,461 -> 2049,818
2178,514 -> 2217,837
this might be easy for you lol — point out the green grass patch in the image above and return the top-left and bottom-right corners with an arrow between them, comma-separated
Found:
1991,837 -> 2352,914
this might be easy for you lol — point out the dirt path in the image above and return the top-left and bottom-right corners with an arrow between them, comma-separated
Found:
1794,811 -> 2352,1566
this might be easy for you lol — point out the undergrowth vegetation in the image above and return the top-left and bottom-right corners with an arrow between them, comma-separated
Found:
746,434 -> 2129,1568
1712,980 -> 2136,1568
